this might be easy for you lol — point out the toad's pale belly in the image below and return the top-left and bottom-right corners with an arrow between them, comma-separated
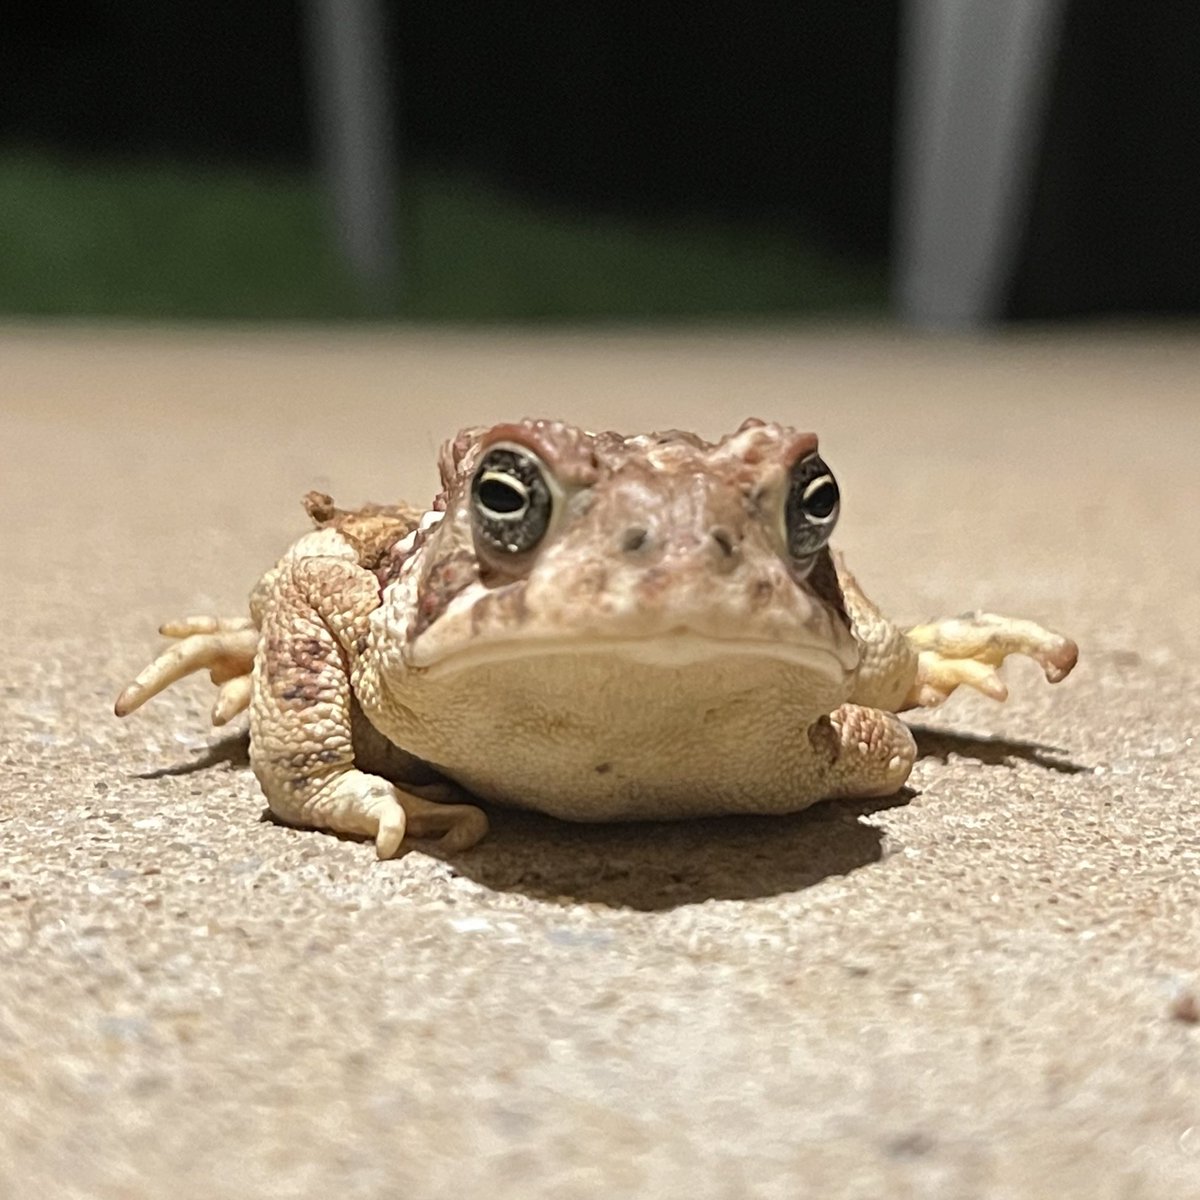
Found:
365,648 -> 853,820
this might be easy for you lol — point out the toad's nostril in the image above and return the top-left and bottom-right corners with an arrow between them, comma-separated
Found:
621,526 -> 649,554
710,527 -> 737,558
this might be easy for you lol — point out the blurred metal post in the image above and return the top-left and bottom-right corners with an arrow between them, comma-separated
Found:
894,0 -> 1066,327
304,0 -> 400,302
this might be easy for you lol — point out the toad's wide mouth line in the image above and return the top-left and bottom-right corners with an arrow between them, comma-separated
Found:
405,633 -> 856,678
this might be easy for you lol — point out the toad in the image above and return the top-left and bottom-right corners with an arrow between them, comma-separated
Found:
116,419 -> 1078,857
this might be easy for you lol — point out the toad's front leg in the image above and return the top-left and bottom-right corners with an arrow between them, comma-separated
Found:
901,612 -> 1078,710
252,557 -> 488,858
835,555 -> 1078,712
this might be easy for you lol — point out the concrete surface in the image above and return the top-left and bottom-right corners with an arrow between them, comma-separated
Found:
1,323 -> 1198,1199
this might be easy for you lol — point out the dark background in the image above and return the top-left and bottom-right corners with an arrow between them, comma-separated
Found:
1012,4 -> 1200,318
0,1 -> 1196,321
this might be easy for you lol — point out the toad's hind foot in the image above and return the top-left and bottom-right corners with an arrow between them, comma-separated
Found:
114,615 -> 258,725
902,612 -> 1078,710
400,791 -> 490,854
271,770 -> 489,859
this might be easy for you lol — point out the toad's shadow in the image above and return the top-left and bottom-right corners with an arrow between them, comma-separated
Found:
135,732 -> 250,778
430,792 -> 912,912
158,726 -> 1086,912
429,727 -> 1088,910
909,724 -> 1088,775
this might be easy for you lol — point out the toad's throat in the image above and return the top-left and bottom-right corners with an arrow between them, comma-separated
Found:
406,632 -> 856,680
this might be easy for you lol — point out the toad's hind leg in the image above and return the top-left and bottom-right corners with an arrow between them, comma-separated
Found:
252,556 -> 488,859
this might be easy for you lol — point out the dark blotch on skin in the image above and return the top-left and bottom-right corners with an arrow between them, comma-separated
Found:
278,748 -> 344,779
290,637 -> 328,672
594,762 -> 613,774
279,682 -> 323,706
266,630 -> 332,709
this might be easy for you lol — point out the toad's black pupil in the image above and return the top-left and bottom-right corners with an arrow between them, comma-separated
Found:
805,480 -> 837,519
478,476 -> 525,514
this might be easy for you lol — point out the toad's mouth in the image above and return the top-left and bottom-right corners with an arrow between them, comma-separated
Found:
405,632 -> 855,680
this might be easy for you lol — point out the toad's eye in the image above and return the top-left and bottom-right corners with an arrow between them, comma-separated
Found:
785,453 -> 839,560
470,444 -> 553,556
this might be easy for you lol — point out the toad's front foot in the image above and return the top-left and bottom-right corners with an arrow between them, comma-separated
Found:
902,612 -> 1079,709
114,615 -> 258,725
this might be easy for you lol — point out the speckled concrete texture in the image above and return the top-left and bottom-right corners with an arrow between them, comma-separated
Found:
2,323 -> 1198,1199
